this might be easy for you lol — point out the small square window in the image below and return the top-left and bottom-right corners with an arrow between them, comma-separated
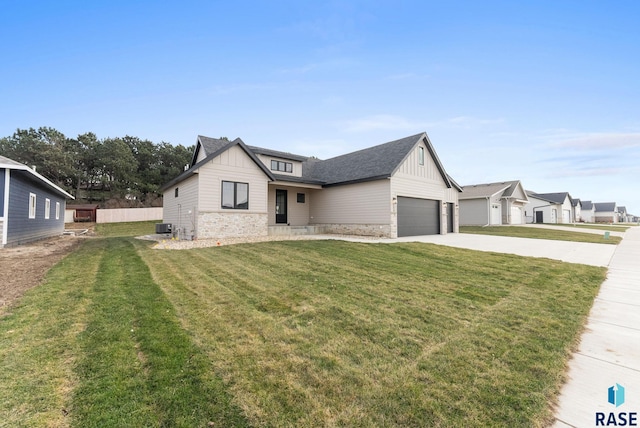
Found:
297,193 -> 306,203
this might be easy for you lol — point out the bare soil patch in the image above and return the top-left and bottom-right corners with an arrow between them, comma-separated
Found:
0,231 -> 87,311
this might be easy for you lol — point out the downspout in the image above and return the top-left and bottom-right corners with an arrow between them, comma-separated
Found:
484,196 -> 491,227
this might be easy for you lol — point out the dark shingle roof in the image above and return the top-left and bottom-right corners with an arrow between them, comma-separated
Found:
161,136 -> 275,192
528,192 -> 571,204
303,133 -> 455,187
594,202 -> 616,212
163,132 -> 460,191
581,200 -> 593,210
247,146 -> 309,162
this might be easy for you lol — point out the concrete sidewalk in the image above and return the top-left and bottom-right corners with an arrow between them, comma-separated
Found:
552,227 -> 640,427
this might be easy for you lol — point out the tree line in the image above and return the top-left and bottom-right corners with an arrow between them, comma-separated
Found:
0,127 -> 193,207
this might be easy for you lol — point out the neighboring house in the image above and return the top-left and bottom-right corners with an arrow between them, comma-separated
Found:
594,202 -> 618,223
524,191 -> 575,224
160,132 -> 462,239
581,200 -> 595,223
617,206 -> 632,223
459,180 -> 529,226
1,155 -> 74,247
572,198 -> 582,222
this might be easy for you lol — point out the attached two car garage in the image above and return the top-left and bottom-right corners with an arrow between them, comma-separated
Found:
397,196 -> 453,237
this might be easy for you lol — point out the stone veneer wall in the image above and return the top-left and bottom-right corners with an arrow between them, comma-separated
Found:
313,223 -> 391,238
198,212 -> 268,239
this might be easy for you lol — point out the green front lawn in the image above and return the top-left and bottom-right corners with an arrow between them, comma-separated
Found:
460,225 -> 622,244
95,220 -> 158,237
0,235 -> 606,427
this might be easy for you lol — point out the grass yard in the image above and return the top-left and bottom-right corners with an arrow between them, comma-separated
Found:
460,225 -> 622,244
139,239 -> 606,427
94,220 -> 158,237
0,227 -> 607,427
0,238 -> 247,428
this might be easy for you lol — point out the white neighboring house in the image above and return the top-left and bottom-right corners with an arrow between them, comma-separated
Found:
524,191 -> 575,224
459,180 -> 529,226
594,202 -> 618,223
617,206 -> 633,223
581,200 -> 595,223
572,198 -> 582,222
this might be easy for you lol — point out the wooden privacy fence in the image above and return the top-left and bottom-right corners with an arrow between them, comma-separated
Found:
95,207 -> 163,224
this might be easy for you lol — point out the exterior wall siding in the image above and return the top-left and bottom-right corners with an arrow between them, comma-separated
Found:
309,180 -> 390,225
163,145 -> 270,240
267,185 -> 310,226
163,173 -> 199,239
6,170 -> 66,246
459,199 -> 490,225
197,145 -> 269,213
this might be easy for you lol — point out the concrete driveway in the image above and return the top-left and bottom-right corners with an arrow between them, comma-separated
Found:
335,232 -> 617,267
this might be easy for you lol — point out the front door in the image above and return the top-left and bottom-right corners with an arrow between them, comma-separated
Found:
275,189 -> 288,224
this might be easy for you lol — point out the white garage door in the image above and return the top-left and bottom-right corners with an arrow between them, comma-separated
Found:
510,206 -> 522,224
563,209 -> 571,224
397,197 -> 440,237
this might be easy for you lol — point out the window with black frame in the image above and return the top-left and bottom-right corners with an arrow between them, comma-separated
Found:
222,181 -> 249,209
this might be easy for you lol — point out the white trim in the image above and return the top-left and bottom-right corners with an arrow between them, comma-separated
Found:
2,168 -> 9,245
29,192 -> 37,219
45,198 -> 51,219
56,201 -> 60,220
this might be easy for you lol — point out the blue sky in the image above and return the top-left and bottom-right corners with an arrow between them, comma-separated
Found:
1,1 -> 639,213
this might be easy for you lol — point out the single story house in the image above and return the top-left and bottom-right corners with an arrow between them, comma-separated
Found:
581,200 -> 595,223
459,180 -> 529,226
160,132 -> 462,239
594,202 -> 618,223
524,191 -> 575,224
1,155 -> 74,247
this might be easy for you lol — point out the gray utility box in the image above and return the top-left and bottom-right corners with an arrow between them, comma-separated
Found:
155,223 -> 172,234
